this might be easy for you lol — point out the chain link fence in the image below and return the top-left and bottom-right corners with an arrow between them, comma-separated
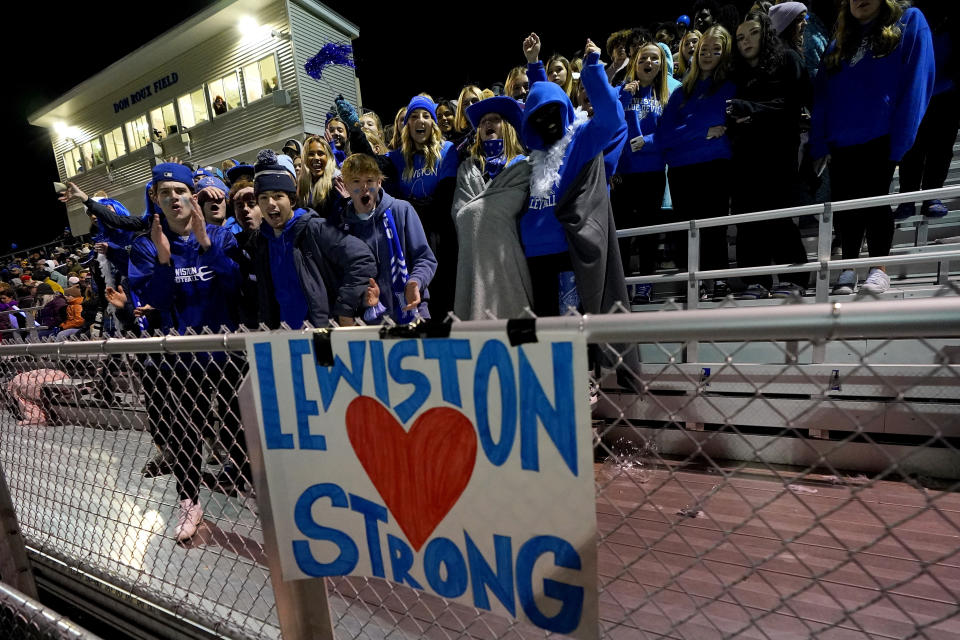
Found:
0,580 -> 102,640
0,291 -> 958,639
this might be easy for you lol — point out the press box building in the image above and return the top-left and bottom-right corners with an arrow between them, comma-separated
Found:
29,0 -> 360,235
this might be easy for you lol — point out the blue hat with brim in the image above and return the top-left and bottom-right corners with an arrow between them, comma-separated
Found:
227,164 -> 255,184
466,96 -> 524,133
152,163 -> 195,191
197,175 -> 228,194
677,14 -> 691,26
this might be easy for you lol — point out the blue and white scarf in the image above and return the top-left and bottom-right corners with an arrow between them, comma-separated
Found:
383,209 -> 417,324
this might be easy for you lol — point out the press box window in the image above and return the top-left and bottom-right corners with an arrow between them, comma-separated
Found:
63,147 -> 83,178
80,139 -> 104,170
149,102 -> 178,140
177,88 -> 209,129
208,72 -> 242,116
104,127 -> 126,161
242,55 -> 280,103
125,115 -> 150,151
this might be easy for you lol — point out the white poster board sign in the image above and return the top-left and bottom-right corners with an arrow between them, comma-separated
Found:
246,330 -> 597,638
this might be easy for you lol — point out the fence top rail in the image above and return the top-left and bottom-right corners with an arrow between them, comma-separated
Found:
0,298 -> 958,357
616,185 -> 960,238
0,581 -> 103,640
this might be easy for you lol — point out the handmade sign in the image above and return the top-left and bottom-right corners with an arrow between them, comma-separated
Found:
246,330 -> 597,638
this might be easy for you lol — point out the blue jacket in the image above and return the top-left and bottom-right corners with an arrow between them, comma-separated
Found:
616,83 -> 671,174
810,7 -> 935,162
128,220 -> 240,334
527,58 -> 627,182
327,190 -> 437,322
254,209 -> 377,329
520,51 -> 626,257
386,141 -> 459,201
658,78 -> 735,168
265,209 -> 311,328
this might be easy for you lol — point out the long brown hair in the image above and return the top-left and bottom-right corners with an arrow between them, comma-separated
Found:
401,117 -> 445,182
626,42 -> 671,102
454,85 -> 482,132
546,54 -> 575,97
680,25 -> 734,98
677,29 -> 703,78
825,0 -> 907,71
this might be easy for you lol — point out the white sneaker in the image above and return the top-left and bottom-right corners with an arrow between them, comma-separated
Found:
175,499 -> 204,541
238,486 -> 259,518
860,268 -> 890,294
832,269 -> 857,295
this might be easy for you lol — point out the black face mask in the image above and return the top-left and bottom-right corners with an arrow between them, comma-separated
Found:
529,103 -> 565,147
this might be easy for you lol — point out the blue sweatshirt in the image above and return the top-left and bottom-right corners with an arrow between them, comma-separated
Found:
128,220 -> 240,334
386,141 -> 459,200
520,51 -> 626,257
327,190 -> 437,322
617,84 -> 669,174
266,209 -> 310,329
658,78 -> 735,168
810,7 -> 935,162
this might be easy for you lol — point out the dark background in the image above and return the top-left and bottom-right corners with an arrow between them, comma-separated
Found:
10,1 -> 715,251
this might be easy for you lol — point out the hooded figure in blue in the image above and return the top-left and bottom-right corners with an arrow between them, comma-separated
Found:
128,163 -> 241,334
251,150 -> 377,329
326,153 -> 437,324
520,40 -> 630,318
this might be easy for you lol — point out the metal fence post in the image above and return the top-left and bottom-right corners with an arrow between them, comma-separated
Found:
686,220 -> 700,362
237,373 -> 335,640
0,461 -> 37,599
813,203 -> 833,363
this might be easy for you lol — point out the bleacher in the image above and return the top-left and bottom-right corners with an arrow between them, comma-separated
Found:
597,135 -> 960,475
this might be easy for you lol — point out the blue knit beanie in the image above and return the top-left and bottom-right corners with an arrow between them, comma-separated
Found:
152,163 -> 195,191
403,96 -> 437,125
253,149 -> 297,196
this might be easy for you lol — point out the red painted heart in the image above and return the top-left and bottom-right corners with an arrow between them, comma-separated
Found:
346,396 -> 478,552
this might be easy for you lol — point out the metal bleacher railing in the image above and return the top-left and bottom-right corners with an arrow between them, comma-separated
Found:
618,184 -> 960,307
0,293 -> 958,639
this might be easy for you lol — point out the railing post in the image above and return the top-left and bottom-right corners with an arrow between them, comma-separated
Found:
686,220 -> 700,362
813,203 -> 833,363
916,218 -> 929,247
0,462 -> 37,599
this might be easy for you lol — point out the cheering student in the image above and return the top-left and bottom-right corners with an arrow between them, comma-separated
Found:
251,149 -> 376,330
452,96 -> 532,319
810,0 -> 935,295
658,24 -> 737,300
127,162 -> 244,543
327,153 -> 437,324
296,134 -> 344,216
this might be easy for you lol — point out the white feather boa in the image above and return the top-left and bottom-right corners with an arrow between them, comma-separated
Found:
528,108 -> 590,198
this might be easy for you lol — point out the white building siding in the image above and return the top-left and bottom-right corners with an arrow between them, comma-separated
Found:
287,0 -> 359,136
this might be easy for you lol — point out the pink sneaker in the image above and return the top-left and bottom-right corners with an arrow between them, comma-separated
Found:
175,499 -> 204,542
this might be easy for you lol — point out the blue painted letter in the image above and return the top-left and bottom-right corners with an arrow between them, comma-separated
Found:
290,340 -> 324,450
349,493 -> 387,578
388,341 -> 431,423
292,483 -> 358,576
423,339 -> 471,407
474,340 -> 517,466
254,342 -> 293,449
516,535 -> 583,634
465,532 -> 515,615
519,343 -> 577,475
423,537 -> 468,598
315,341 -> 366,410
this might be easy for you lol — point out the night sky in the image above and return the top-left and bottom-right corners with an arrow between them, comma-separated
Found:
10,1 -> 702,252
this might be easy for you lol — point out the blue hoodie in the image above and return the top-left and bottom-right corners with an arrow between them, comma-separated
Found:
520,51 -> 626,257
128,218 -> 240,334
810,7 -> 935,162
327,190 -> 437,322
617,83 -> 671,174
265,208 -> 310,328
658,78 -> 735,168
386,141 -> 459,200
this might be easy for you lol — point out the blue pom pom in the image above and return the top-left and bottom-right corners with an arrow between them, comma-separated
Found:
305,42 -> 355,81
256,148 -> 278,166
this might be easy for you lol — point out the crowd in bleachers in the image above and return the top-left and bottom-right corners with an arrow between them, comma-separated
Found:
1,0 -> 958,542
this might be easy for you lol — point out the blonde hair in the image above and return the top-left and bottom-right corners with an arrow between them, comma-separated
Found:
401,118 -> 445,182
388,107 -> 406,150
626,43 -> 671,102
505,66 -> 528,98
454,85 -> 482,132
364,130 -> 387,155
341,153 -> 383,181
826,0 -> 906,71
468,113 -> 524,175
360,111 -> 384,140
296,136 -> 336,209
677,29 -> 703,78
680,25 -> 733,98
546,54 -> 574,97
